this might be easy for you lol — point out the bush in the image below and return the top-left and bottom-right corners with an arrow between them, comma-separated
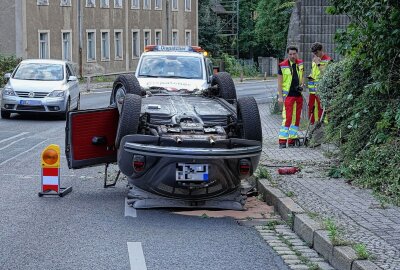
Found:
0,54 -> 22,87
220,53 -> 259,77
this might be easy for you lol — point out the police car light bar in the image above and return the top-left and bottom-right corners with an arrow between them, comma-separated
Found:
144,45 -> 205,54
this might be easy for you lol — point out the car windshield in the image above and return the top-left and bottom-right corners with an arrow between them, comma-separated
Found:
13,63 -> 64,81
138,55 -> 203,79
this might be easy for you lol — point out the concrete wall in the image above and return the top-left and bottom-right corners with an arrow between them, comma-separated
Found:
287,0 -> 350,72
0,2 -> 16,55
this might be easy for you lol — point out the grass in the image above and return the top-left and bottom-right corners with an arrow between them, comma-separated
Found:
353,243 -> 369,260
323,218 -> 350,246
285,190 -> 295,197
263,220 -> 283,230
255,165 -> 272,180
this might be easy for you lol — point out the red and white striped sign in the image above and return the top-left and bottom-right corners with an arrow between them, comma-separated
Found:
41,167 -> 60,193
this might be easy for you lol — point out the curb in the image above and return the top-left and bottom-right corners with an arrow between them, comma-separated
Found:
257,178 -> 382,270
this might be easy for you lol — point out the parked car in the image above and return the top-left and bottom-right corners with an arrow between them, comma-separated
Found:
1,59 -> 80,119
66,46 -> 262,210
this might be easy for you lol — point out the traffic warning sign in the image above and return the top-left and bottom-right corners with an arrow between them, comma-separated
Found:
38,144 -> 72,197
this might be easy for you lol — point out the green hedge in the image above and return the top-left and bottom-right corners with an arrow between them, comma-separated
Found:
0,54 -> 21,87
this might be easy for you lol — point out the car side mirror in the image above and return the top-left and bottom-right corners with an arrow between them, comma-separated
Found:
4,73 -> 11,79
68,75 -> 78,81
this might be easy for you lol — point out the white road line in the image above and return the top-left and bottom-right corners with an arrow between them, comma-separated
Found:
0,132 -> 29,144
0,137 -> 26,150
125,197 -> 137,218
127,242 -> 147,270
0,139 -> 49,166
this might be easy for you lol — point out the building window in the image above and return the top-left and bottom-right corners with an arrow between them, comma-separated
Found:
131,0 -> 139,9
101,31 -> 110,61
100,0 -> 109,8
143,30 -> 151,47
185,30 -> 191,46
60,0 -> 71,6
143,0 -> 150,9
171,0 -> 178,11
132,31 -> 140,58
172,30 -> 178,45
37,0 -> 49,5
62,31 -> 72,61
155,30 -> 162,45
38,31 -> 50,59
86,0 -> 95,7
87,30 -> 96,61
114,0 -> 122,8
155,0 -> 162,10
114,30 -> 123,59
185,0 -> 191,11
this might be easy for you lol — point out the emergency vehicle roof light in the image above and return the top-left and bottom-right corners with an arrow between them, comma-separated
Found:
144,45 -> 206,55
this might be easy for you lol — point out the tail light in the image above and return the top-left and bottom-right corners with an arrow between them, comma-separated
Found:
239,159 -> 251,175
133,155 -> 145,172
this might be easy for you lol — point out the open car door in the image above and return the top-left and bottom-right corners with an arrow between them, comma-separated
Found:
65,107 -> 119,169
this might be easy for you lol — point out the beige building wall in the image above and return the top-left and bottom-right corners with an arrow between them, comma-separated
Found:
0,2 -> 16,55
2,0 -> 198,76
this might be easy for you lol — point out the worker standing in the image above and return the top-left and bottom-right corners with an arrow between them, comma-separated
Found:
307,42 -> 333,125
277,45 -> 305,148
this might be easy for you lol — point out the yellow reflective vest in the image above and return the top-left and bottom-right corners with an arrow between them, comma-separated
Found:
279,58 -> 304,97
308,54 -> 332,94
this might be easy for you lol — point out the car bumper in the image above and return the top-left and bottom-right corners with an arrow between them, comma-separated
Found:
1,96 -> 67,113
118,134 -> 262,199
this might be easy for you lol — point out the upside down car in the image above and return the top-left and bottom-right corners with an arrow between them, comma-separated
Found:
65,45 -> 262,210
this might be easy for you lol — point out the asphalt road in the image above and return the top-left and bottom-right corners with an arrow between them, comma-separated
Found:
0,80 -> 288,270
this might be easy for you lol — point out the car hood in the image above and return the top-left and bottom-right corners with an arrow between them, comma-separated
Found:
138,77 -> 208,92
8,79 -> 65,92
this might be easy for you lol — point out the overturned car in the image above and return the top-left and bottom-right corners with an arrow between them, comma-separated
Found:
66,49 -> 262,210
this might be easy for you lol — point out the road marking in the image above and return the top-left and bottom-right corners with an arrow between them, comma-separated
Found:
125,197 -> 137,218
0,132 -> 29,144
0,139 -> 49,166
127,242 -> 147,270
0,137 -> 26,150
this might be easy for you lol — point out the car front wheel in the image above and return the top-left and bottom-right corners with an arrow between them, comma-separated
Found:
1,110 -> 11,119
111,74 -> 142,113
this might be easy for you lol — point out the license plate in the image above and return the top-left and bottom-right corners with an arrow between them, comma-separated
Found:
176,163 -> 209,182
19,100 -> 41,106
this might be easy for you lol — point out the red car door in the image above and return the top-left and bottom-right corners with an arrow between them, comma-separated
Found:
65,107 -> 119,169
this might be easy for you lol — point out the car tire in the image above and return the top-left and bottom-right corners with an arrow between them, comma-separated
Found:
115,94 -> 142,149
111,74 -> 142,112
237,96 -> 262,142
211,72 -> 237,104
1,110 -> 11,119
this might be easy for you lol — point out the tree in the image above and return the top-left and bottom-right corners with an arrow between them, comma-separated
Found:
198,0 -> 223,57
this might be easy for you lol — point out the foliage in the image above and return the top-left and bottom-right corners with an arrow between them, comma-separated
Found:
353,243 -> 370,260
318,0 -> 400,205
220,53 -> 259,77
0,54 -> 22,87
254,0 -> 295,58
198,0 -> 223,57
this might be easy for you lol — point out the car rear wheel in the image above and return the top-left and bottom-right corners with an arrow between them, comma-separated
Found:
1,110 -> 11,119
115,94 -> 142,149
237,96 -> 262,142
211,72 -> 237,104
111,74 -> 142,113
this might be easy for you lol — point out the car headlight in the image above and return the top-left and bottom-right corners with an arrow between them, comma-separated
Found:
48,90 -> 65,97
3,87 -> 15,96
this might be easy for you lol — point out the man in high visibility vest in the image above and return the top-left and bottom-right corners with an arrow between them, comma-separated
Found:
307,42 -> 333,125
277,45 -> 305,148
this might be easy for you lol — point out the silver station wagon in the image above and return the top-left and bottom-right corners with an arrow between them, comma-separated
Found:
1,59 -> 80,119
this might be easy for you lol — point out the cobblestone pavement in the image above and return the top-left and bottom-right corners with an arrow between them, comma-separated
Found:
258,102 -> 400,269
256,224 -> 334,270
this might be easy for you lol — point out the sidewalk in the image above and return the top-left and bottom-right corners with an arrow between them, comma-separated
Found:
257,103 -> 400,270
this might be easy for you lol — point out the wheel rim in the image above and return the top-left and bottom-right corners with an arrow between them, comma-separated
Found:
115,85 -> 126,113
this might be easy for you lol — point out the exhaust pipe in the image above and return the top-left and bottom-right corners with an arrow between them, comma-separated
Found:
176,137 -> 183,144
209,136 -> 215,145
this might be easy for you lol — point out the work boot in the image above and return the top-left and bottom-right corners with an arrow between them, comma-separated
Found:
288,139 -> 296,148
279,143 -> 287,149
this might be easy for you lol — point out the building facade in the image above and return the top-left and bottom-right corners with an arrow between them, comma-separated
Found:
0,0 -> 198,76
